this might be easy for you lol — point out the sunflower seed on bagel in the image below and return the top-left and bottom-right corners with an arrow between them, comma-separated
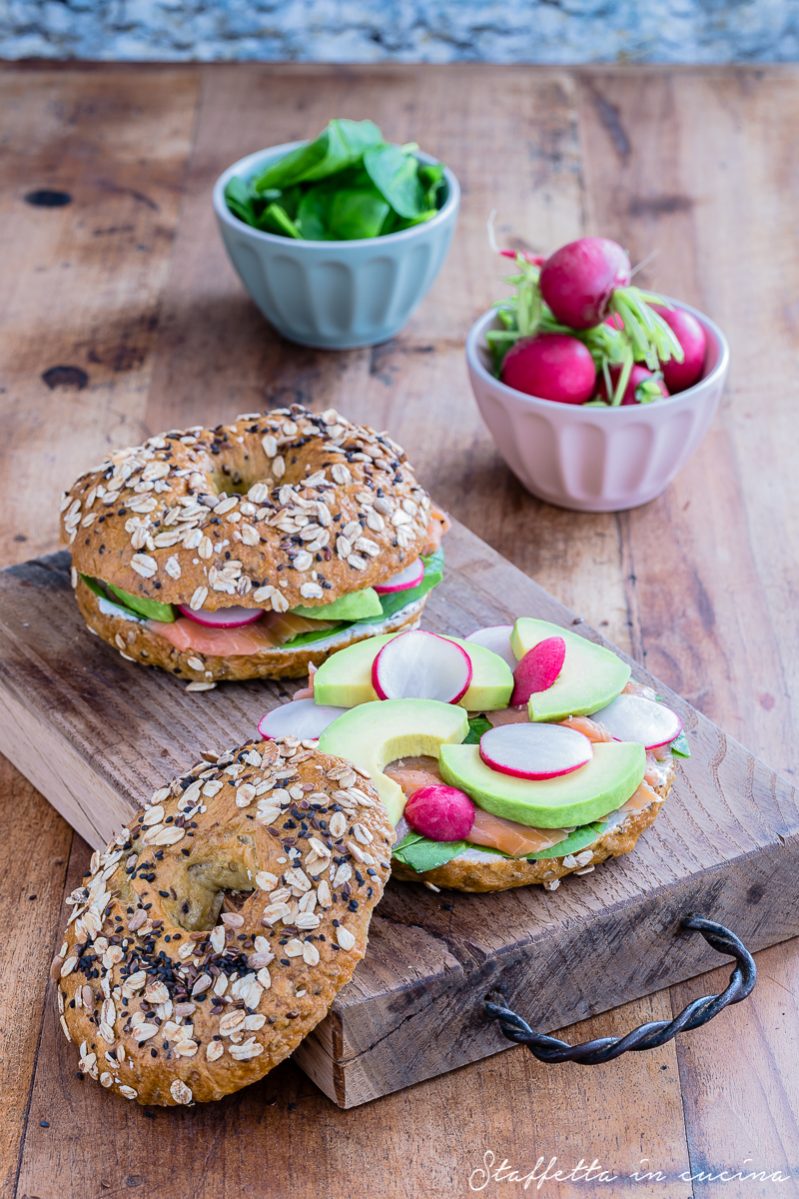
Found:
54,737 -> 393,1106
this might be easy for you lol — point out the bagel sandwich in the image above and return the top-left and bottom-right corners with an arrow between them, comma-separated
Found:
260,620 -> 688,893
60,406 -> 448,683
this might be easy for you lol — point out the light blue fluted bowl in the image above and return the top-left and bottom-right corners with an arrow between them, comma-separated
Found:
213,141 -> 460,350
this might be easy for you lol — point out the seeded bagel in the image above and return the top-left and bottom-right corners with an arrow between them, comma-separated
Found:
53,738 -> 393,1106
391,757 -> 674,893
60,405 -> 432,611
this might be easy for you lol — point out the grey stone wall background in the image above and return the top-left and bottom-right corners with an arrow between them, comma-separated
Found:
2,0 -> 797,63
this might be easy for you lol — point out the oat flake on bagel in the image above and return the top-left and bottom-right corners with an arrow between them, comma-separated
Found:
54,737 -> 393,1106
60,406 -> 433,612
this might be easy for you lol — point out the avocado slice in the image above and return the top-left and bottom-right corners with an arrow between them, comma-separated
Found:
105,582 -> 175,622
511,618 -> 630,721
313,633 -> 513,711
439,741 -> 645,828
292,587 -> 383,622
318,699 -> 469,825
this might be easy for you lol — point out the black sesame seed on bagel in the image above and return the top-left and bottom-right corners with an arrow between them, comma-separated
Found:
60,406 -> 448,683
53,737 -> 394,1106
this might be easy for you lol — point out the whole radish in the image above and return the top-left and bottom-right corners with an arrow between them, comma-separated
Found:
501,332 -> 596,404
652,304 -> 707,392
597,364 -> 669,406
540,237 -> 631,329
405,784 -> 476,842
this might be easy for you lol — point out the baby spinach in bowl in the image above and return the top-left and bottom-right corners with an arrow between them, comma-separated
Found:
224,118 -> 447,242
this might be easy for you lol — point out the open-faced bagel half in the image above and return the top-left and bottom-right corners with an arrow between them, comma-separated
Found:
60,406 -> 444,681
391,757 -> 675,893
53,737 -> 393,1106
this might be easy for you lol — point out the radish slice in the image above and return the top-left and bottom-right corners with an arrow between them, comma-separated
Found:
511,637 -> 566,706
374,558 -> 424,594
479,723 -> 592,780
405,784 -> 476,841
372,630 -> 473,704
178,604 -> 263,629
258,699 -> 347,741
464,624 -> 516,670
590,694 -> 682,751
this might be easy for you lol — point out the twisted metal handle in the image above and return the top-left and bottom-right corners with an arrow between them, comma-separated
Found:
485,915 -> 756,1065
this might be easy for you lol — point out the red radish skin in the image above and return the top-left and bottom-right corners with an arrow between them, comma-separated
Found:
371,630 -> 473,704
178,604 -> 263,629
374,558 -> 424,594
257,698 -> 347,741
652,304 -> 707,392
511,636 -> 566,706
597,364 -> 669,406
404,784 -> 476,842
501,333 -> 596,405
479,722 -> 593,780
540,237 -> 631,329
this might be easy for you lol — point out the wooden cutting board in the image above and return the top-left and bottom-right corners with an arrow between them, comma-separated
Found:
0,519 -> 796,1108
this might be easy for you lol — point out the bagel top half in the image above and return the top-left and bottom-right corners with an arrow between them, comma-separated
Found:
54,737 -> 394,1106
60,406 -> 432,613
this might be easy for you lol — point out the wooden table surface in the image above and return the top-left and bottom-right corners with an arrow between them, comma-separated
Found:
1,61 -> 797,1199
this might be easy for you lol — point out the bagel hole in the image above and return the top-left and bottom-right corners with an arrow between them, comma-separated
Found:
171,847 -> 255,932
213,468 -> 252,496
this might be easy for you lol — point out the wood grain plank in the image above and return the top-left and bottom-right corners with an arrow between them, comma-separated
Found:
5,59 -> 798,1198
0,763 -> 72,1199
576,64 -> 799,1194
0,66 -> 200,566
0,529 -> 795,1107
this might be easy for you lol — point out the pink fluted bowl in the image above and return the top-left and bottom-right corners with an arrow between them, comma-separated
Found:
466,298 -> 730,512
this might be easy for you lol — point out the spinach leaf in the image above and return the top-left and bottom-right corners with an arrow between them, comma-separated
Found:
363,143 -> 427,219
281,549 -> 445,649
253,119 -> 383,191
392,818 -> 609,874
224,176 -> 259,226
465,715 -> 492,745
352,548 -> 444,624
328,188 -> 391,240
526,821 -> 607,860
258,202 -> 301,239
277,622 -> 348,649
392,832 -> 468,874
419,161 -> 445,209
670,730 -> 692,758
296,188 -> 334,240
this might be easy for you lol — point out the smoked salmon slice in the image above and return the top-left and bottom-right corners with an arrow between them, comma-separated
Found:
618,778 -> 661,815
385,756 -> 443,796
421,507 -> 451,555
151,611 -> 337,657
559,715 -> 615,743
468,808 -> 571,857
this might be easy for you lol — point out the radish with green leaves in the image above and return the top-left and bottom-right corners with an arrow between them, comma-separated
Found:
539,238 -> 631,329
596,364 -> 669,407
652,304 -> 707,392
500,333 -> 596,404
489,235 -> 708,408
